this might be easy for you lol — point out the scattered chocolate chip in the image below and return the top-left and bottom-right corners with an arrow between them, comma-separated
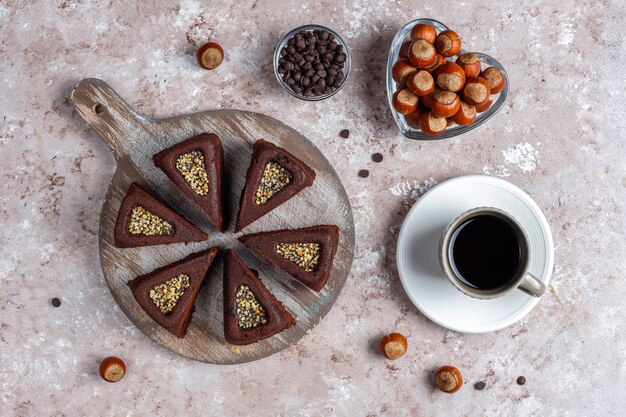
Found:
372,153 -> 383,163
517,376 -> 526,385
339,129 -> 350,138
358,169 -> 369,178
51,298 -> 61,307
474,381 -> 486,390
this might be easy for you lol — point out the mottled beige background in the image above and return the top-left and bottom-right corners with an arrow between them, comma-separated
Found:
1,1 -> 625,416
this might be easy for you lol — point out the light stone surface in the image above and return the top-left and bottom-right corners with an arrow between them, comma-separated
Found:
1,1 -> 625,416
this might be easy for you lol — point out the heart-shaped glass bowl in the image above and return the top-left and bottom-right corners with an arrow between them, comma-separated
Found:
386,18 -> 510,140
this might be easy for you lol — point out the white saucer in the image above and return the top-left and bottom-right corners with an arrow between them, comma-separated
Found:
396,175 -> 554,333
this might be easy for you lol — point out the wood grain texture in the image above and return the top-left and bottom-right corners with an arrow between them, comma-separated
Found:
70,79 -> 355,364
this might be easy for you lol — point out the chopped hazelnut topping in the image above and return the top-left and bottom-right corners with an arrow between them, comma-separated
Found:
149,274 -> 190,314
175,150 -> 209,196
276,242 -> 321,272
128,206 -> 173,236
255,162 -> 292,205
235,285 -> 268,329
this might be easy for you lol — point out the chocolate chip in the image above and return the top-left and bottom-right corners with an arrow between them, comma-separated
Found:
51,298 -> 61,307
517,376 -> 526,385
474,381 -> 486,390
280,47 -> 287,57
358,169 -> 369,178
339,129 -> 350,138
284,61 -> 294,71
372,153 -> 383,163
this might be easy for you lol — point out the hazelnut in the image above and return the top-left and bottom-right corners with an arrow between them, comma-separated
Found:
379,333 -> 408,360
99,357 -> 126,383
434,365 -> 463,393
197,42 -> 224,70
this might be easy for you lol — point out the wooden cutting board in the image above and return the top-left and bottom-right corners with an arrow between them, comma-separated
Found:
71,79 -> 355,364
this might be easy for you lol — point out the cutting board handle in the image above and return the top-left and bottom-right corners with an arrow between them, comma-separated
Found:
71,78 -> 149,160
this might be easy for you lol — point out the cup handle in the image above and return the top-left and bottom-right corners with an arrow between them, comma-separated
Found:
518,273 -> 546,297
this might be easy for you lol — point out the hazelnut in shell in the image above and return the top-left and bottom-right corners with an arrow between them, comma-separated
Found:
99,357 -> 126,383
392,89 -> 419,114
423,54 -> 445,74
475,97 -> 493,112
452,101 -> 477,125
379,333 -> 408,359
456,53 -> 481,78
407,70 -> 435,96
435,30 -> 462,57
197,42 -> 224,70
392,59 -> 417,85
436,62 -> 466,92
399,41 -> 412,59
462,77 -> 491,106
410,24 -> 437,44
419,111 -> 447,136
404,107 -> 427,128
408,39 -> 437,68
431,90 -> 461,118
480,67 -> 505,94
435,365 -> 463,393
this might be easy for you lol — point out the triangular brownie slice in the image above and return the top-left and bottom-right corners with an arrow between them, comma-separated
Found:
114,183 -> 207,248
235,139 -> 316,232
127,247 -> 218,338
239,225 -> 340,291
153,133 -> 225,231
223,250 -> 295,345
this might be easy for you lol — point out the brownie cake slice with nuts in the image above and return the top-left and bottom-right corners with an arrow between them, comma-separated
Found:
239,225 -> 340,291
223,250 -> 295,345
127,247 -> 218,338
234,139 -> 316,232
114,183 -> 207,248
153,133 -> 225,231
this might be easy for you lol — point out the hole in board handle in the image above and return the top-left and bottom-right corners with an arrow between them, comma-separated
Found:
93,103 -> 104,115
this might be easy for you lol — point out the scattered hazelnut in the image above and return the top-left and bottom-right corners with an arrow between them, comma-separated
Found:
434,365 -> 463,393
99,357 -> 126,383
197,42 -> 224,70
379,333 -> 408,360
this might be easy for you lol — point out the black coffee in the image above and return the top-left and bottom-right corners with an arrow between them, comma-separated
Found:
449,214 -> 522,290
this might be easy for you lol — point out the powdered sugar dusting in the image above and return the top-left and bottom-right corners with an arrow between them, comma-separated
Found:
389,177 -> 438,204
484,143 -> 539,177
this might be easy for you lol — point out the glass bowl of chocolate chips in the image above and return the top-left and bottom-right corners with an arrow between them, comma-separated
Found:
273,24 -> 351,101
